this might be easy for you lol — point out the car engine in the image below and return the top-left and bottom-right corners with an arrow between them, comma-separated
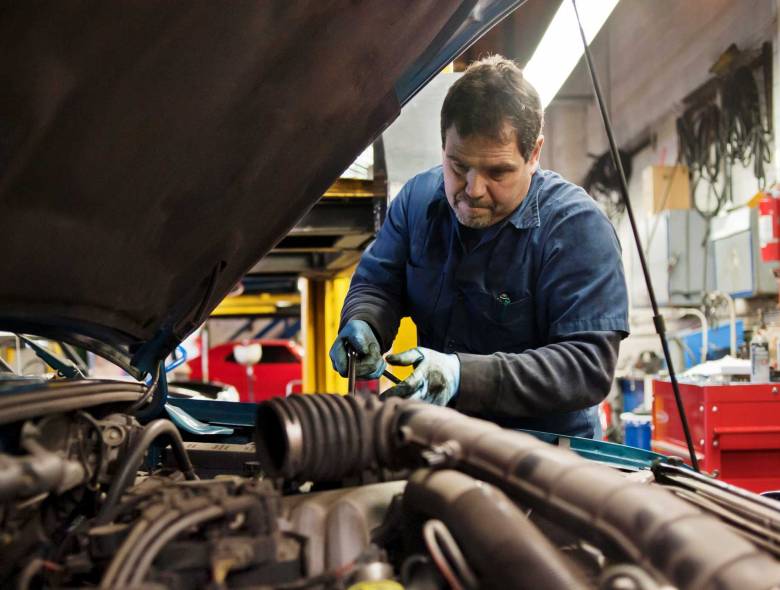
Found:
2,378 -> 780,589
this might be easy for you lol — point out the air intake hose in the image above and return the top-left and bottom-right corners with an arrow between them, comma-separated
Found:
254,393 -> 405,482
403,468 -> 587,590
254,395 -> 780,590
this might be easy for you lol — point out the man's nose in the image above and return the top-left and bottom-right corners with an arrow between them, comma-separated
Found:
465,170 -> 487,198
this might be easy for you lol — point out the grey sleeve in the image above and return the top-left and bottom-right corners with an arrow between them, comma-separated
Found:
454,331 -> 621,418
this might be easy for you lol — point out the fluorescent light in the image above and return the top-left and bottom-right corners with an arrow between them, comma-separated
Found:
524,0 -> 619,108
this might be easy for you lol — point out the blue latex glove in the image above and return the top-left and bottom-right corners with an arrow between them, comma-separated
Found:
383,347 -> 460,405
329,319 -> 387,379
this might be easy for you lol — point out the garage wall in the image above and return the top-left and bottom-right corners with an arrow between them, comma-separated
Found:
608,0 -> 775,149
540,0 -> 779,372
544,0 -> 777,175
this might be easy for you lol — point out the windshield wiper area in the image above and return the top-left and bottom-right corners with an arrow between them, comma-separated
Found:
18,335 -> 85,379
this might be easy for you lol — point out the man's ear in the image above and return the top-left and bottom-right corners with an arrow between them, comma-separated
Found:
531,135 -> 544,165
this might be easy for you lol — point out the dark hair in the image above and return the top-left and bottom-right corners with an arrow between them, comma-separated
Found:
441,55 -> 544,161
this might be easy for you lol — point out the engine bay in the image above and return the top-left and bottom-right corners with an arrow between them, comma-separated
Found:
2,378 -> 780,589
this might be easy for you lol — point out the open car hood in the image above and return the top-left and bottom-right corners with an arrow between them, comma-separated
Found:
0,1 -> 524,377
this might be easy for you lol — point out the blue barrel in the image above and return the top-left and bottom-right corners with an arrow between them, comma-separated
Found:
618,378 -> 644,412
621,412 -> 652,450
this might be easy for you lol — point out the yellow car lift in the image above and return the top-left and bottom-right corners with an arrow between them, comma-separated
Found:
300,267 -> 417,395
211,293 -> 301,317
322,177 -> 380,199
210,176 -> 417,395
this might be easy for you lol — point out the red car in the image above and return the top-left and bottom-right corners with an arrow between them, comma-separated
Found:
187,339 -> 303,403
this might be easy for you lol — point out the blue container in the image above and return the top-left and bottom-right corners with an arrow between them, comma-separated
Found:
618,378 -> 644,412
621,412 -> 652,451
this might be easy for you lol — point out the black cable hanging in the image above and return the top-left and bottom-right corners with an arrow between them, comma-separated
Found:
583,149 -> 631,221
676,47 -> 773,218
571,0 -> 700,471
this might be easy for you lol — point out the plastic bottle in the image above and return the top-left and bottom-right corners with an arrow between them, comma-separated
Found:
751,321 -> 770,383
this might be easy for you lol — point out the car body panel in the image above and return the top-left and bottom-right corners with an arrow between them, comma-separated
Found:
0,0 -> 525,377
168,395 -> 671,471
187,339 -> 303,402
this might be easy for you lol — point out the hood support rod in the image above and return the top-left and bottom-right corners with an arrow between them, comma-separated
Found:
571,0 -> 699,471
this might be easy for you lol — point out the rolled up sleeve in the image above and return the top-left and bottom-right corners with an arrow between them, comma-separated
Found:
538,199 -> 629,338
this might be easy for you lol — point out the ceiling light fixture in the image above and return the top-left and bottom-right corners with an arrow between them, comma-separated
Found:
523,0 -> 620,108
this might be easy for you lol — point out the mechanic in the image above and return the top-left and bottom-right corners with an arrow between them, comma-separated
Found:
329,55 -> 629,438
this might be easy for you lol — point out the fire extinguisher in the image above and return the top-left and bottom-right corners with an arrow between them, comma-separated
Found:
758,187 -> 780,262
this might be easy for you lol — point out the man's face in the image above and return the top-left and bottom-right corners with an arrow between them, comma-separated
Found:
442,124 -> 543,228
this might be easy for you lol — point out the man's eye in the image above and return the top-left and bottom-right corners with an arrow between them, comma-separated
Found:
490,171 -> 506,181
451,162 -> 466,174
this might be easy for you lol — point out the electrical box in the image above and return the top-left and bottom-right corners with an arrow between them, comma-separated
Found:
710,207 -> 777,297
641,209 -> 709,306
642,165 -> 691,213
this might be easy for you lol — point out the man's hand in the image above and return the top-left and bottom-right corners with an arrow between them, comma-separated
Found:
329,319 -> 387,379
383,347 -> 460,405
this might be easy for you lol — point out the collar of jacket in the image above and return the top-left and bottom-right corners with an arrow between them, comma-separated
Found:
426,168 -> 542,230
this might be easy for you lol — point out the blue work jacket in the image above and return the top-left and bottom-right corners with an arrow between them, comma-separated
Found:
342,165 -> 629,437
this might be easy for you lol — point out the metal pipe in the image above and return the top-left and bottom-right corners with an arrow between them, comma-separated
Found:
127,495 -> 257,586
201,324 -> 210,383
0,449 -> 86,502
125,506 -> 223,586
15,334 -> 22,374
346,345 -> 358,395
96,419 -> 196,524
103,506 -> 187,589
725,292 -> 737,356
718,291 -> 737,356
422,519 -> 477,590
676,307 -> 709,364
100,519 -> 151,589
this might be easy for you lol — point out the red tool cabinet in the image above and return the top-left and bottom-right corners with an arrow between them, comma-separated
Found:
652,380 -> 780,493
